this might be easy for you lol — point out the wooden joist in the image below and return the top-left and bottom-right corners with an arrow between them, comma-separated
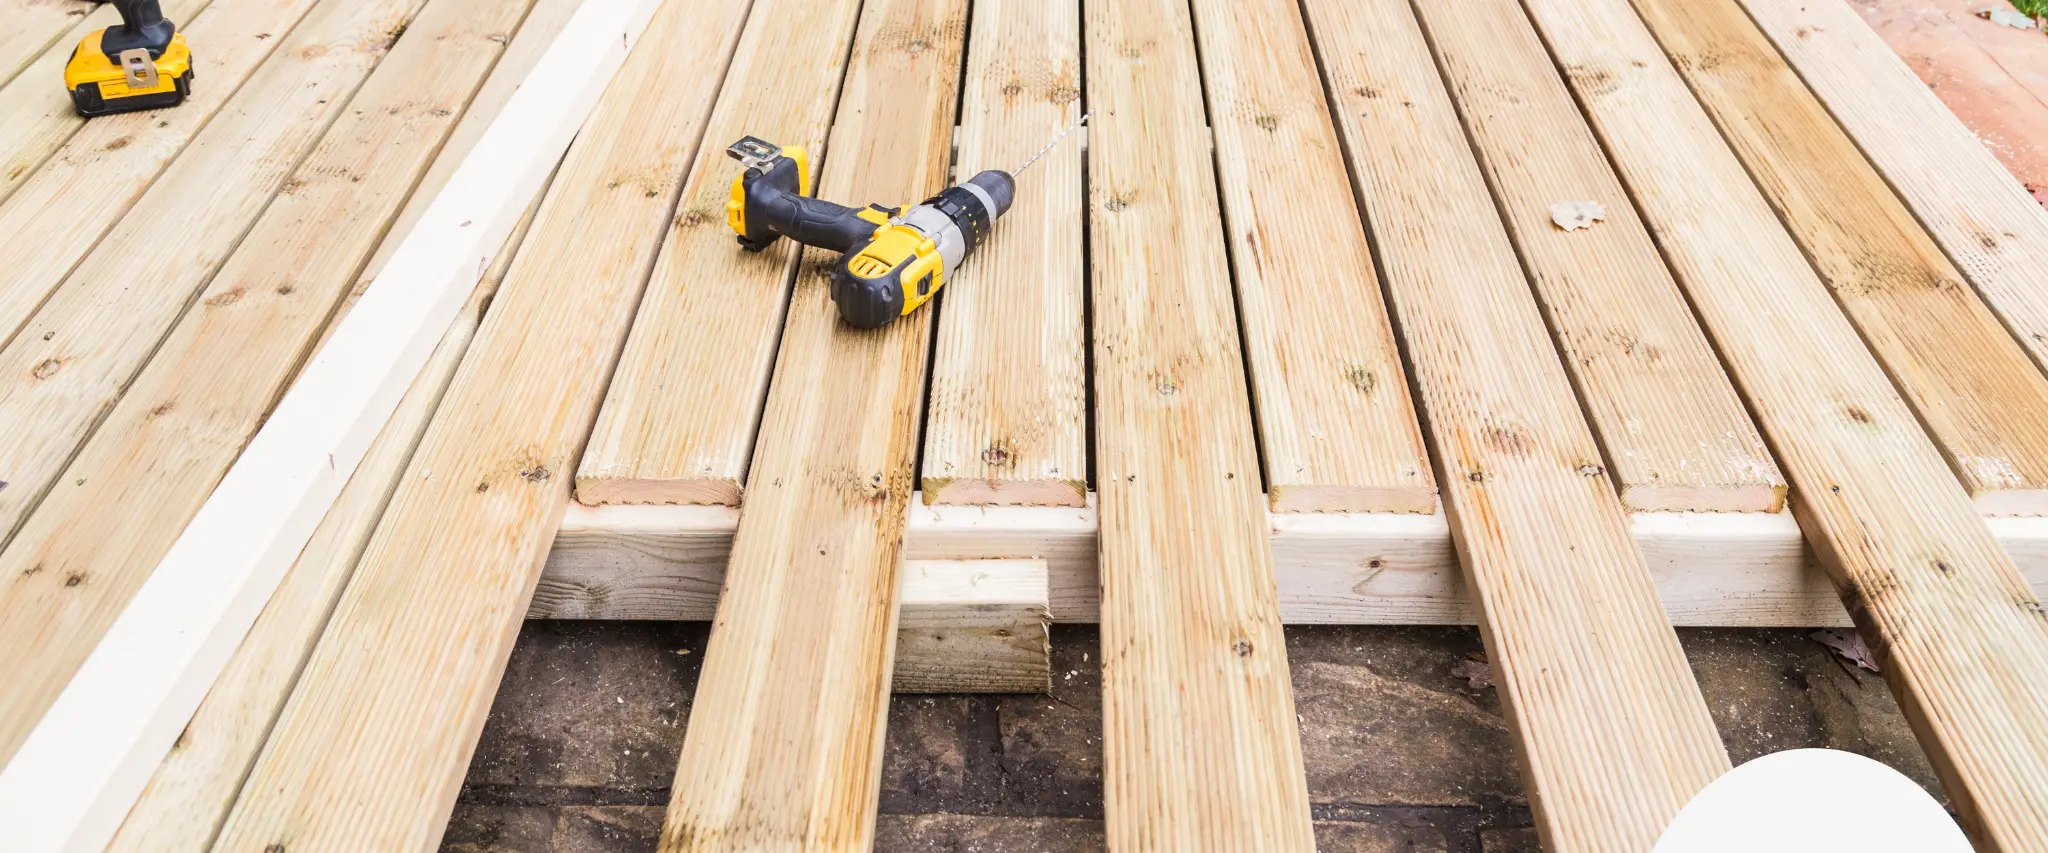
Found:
0,0 -> 331,349
1086,0 -> 1314,846
920,0 -> 1088,508
657,0 -> 967,847
1409,0 -> 1781,514
1300,0 -> 1729,848
103,1 -> 575,845
205,1 -> 753,847
893,559 -> 1051,694
0,0 -> 93,87
576,0 -> 867,508
1738,0 -> 2048,379
1520,0 -> 2048,846
0,0 -> 465,770
1634,0 -> 2048,517
1187,0 -> 1433,514
0,0 -> 211,207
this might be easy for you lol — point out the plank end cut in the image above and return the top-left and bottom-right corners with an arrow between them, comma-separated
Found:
924,475 -> 1088,507
1270,482 -> 1438,515
574,471 -> 742,507
1621,481 -> 1787,514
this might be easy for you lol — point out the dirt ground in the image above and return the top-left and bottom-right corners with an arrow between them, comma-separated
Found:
439,623 -> 1936,852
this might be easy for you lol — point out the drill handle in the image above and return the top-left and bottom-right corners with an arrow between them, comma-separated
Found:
737,157 -> 887,253
104,0 -> 177,57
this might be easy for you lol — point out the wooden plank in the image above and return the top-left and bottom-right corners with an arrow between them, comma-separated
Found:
0,0 -> 212,207
919,0 -> 1087,508
1300,0 -> 1729,848
200,1 -> 752,848
1086,0 -> 1314,846
1408,0 -> 1782,514
1634,0 -> 2048,516
536,500 -> 2048,628
656,0 -> 966,847
1186,0 -> 1433,514
0,0 -> 441,769
893,559 -> 1050,694
1521,0 -> 2048,845
1852,0 -> 2048,204
0,0 -> 93,88
103,0 -> 575,845
575,0 -> 867,508
0,0 -> 333,349
1740,0 -> 2048,374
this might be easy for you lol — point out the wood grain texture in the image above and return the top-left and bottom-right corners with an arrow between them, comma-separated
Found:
1411,0 -> 1783,514
0,0 -> 93,87
1635,0 -> 2048,516
892,559 -> 1051,694
205,1 -> 753,848
919,0 -> 1087,509
0,0 -> 331,350
1086,0 -> 1314,846
0,0 -> 444,769
576,0 -> 866,508
1740,0 -> 2048,375
1301,0 -> 1730,848
1849,0 -> 2048,202
1187,0 -> 1433,515
656,0 -> 966,847
103,3 -> 572,845
1522,0 -> 2048,846
0,0 -> 211,208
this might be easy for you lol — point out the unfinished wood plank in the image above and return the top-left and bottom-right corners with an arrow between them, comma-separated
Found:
0,0 -> 94,87
1634,0 -> 2048,517
1186,0 -> 1433,514
1741,0 -> 2048,374
576,0 -> 866,508
1521,0 -> 2048,846
1087,0 -> 1313,846
920,0 -> 1087,508
0,0 -> 333,349
201,3 -> 750,849
1301,0 -> 1729,848
0,0 -> 213,207
1409,0 -> 1782,514
0,0 -> 446,771
656,0 -> 966,847
103,3 -> 573,846
893,559 -> 1050,693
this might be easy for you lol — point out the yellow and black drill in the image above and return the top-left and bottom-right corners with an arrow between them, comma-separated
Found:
65,0 -> 193,117
723,114 -> 1087,329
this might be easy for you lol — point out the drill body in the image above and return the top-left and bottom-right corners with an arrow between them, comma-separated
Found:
65,0 -> 194,117
725,136 -> 1013,328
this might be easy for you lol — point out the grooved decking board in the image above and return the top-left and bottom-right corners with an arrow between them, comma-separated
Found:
0,0 -> 443,768
0,0 -> 93,87
0,0 -> 330,349
0,0 -> 211,207
1300,0 -> 1730,848
204,1 -> 753,846
919,0 -> 1087,508
1187,0 -> 1432,515
1410,0 -> 1782,515
1739,0 -> 2048,374
656,0 -> 966,847
102,1 -> 572,844
1634,0 -> 2048,516
1085,0 -> 1314,847
576,0 -> 865,508
1521,0 -> 2048,846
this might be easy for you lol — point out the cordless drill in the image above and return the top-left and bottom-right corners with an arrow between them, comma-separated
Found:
65,0 -> 194,117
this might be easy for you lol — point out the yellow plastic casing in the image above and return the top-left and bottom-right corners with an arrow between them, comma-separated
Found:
725,144 -> 813,235
65,29 -> 191,99
843,225 -> 945,316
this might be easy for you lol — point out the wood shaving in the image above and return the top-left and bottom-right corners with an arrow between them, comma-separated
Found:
1550,200 -> 1606,231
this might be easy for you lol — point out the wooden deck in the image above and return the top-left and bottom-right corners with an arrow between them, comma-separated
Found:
1,0 -> 2047,849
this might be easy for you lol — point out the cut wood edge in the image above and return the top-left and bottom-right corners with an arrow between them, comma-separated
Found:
572,473 -> 743,508
924,476 -> 1090,508
0,3 -> 660,850
1269,483 -> 1439,515
893,559 -> 1051,693
1621,482 -> 1788,514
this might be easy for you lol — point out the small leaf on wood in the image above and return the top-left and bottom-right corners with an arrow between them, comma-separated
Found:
1812,628 -> 1880,673
1450,656 -> 1494,690
1549,200 -> 1606,231
1979,6 -> 2040,28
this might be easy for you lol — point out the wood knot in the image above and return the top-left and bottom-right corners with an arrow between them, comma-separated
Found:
1845,405 -> 1873,425
519,465 -> 550,483
981,441 -> 1015,468
31,358 -> 63,380
1577,463 -> 1604,477
1346,367 -> 1376,395
205,287 -> 247,307
1232,640 -> 1253,657
148,402 -> 175,419
64,572 -> 85,588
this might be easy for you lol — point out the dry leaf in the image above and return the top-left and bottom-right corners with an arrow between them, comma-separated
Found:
1550,200 -> 1606,231
1980,6 -> 2040,28
1811,628 -> 1880,673
1450,656 -> 1494,690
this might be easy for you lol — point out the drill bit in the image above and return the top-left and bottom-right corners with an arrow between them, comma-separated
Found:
1012,111 -> 1093,177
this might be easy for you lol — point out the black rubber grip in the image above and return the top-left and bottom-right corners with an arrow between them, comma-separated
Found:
737,157 -> 880,253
